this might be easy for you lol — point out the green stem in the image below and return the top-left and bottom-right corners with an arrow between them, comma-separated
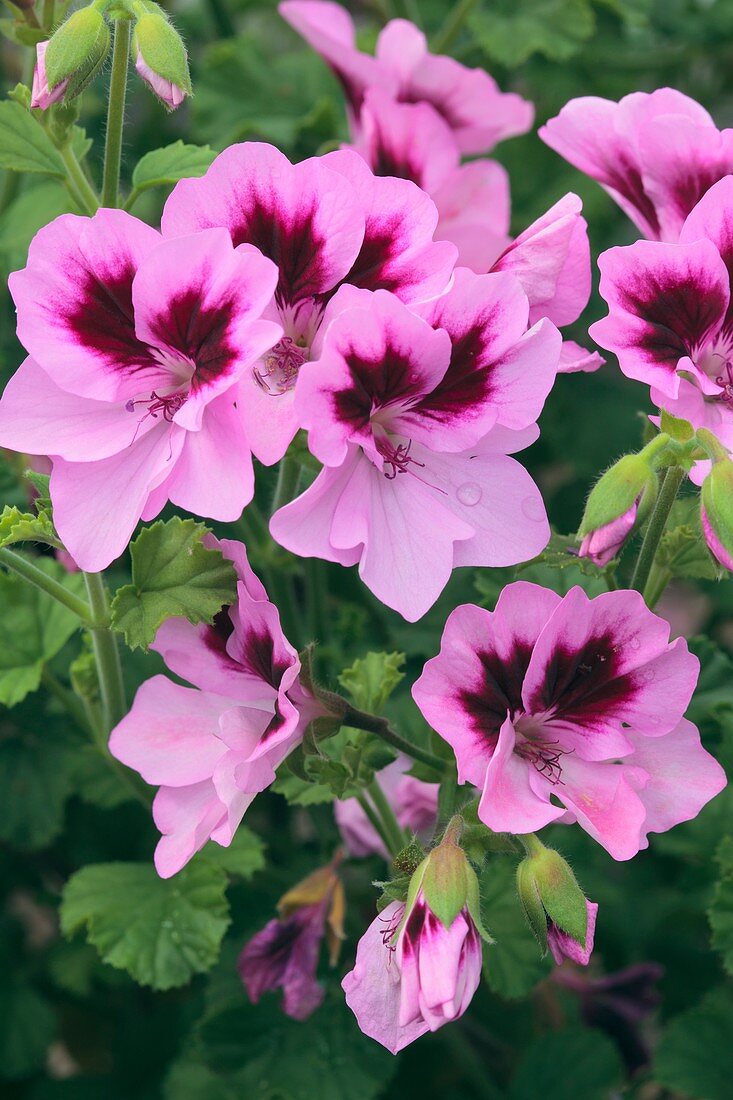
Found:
101,17 -> 131,208
433,0 -> 479,53
357,793 -> 396,858
343,705 -> 445,772
83,571 -> 126,732
0,548 -> 93,622
59,143 -> 99,215
518,832 -> 546,858
271,456 -> 302,516
644,564 -> 673,610
630,465 -> 685,601
437,763 -> 458,826
42,667 -> 94,735
305,558 -> 328,646
41,0 -> 55,31
368,777 -> 406,855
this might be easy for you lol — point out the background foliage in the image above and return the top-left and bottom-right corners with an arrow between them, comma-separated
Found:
1,1 -> 733,1097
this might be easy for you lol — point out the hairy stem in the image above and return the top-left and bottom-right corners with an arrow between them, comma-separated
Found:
630,465 -> 685,601
59,143 -> 99,216
83,571 -> 126,733
0,548 -> 93,622
343,705 -> 445,771
101,17 -> 131,208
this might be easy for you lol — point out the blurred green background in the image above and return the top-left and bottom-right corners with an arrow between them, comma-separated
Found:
2,2 -> 733,1098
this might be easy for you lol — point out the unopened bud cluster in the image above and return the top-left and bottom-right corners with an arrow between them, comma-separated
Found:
516,836 -> 597,965
30,0 -> 190,112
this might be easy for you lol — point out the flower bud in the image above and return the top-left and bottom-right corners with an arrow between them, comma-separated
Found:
578,454 -> 658,565
133,7 -> 191,110
701,459 -> 733,572
342,820 -> 489,1051
32,7 -> 110,109
516,842 -> 596,965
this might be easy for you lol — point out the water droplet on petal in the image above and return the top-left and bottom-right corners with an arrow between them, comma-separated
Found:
457,481 -> 482,507
521,495 -> 545,522
630,635 -> 641,650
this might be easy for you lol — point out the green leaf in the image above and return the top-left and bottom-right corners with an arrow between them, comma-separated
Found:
132,141 -> 217,194
338,651 -> 406,712
0,733 -> 76,848
709,836 -> 733,974
653,986 -> 733,1099
656,497 -> 720,581
469,0 -> 596,66
199,993 -> 395,1099
509,1027 -> 623,1100
0,100 -> 65,176
0,556 -> 84,706
271,767 -> 334,806
164,1057 -> 235,1100
0,984 -> 56,1079
0,505 -> 58,550
0,181 -> 73,272
110,518 -> 237,650
60,861 -> 231,990
198,827 -> 266,879
480,859 -> 552,999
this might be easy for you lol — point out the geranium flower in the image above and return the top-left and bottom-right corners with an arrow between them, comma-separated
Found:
540,88 -> 733,243
109,539 -> 328,877
412,582 -> 725,859
239,859 -> 345,1021
335,755 -> 439,859
0,211 -> 280,570
271,275 -> 560,620
161,143 -> 456,464
590,177 -> 733,452
342,895 -> 482,1054
279,1 -> 532,154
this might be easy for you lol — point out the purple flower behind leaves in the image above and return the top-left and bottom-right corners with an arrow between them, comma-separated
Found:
238,900 -> 329,1021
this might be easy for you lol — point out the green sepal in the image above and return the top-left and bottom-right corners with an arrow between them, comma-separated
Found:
45,7 -> 110,91
701,460 -> 733,565
421,842 -> 469,930
660,408 -> 695,443
134,12 -> 192,94
516,857 -> 548,952
466,862 -> 494,944
534,850 -> 588,947
578,454 -> 654,536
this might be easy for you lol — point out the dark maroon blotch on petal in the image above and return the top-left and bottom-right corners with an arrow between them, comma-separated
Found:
66,262 -> 153,375
458,641 -> 533,742
230,199 -> 328,306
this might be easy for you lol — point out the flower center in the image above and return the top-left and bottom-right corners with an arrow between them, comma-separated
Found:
514,718 -> 574,786
125,389 -> 187,424
253,337 -> 308,395
379,438 -> 425,480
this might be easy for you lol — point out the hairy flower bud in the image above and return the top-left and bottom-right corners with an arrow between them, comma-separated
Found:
578,452 -> 659,565
133,7 -> 191,110
516,841 -> 596,965
700,459 -> 733,572
32,6 -> 110,109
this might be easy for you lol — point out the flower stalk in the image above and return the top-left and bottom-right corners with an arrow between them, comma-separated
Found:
101,16 -> 132,208
342,704 -> 445,772
630,464 -> 686,601
83,570 -> 126,733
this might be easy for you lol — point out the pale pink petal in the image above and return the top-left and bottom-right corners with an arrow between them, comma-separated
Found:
559,340 -> 605,373
478,716 -> 566,833
556,756 -> 647,861
153,782 -> 226,878
342,902 -> 430,1054
49,421 -> 184,571
434,159 -> 511,273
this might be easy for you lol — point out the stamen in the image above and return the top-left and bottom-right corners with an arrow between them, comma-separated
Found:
715,358 -> 733,404
380,438 -> 426,480
125,390 -> 187,422
378,904 -> 404,958
516,739 -> 574,786
254,337 -> 308,395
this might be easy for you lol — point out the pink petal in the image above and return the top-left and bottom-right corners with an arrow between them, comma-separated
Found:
479,716 -> 566,833
153,781 -> 226,878
433,159 -> 511,273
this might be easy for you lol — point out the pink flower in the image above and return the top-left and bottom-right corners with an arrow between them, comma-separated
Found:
109,538 -> 326,877
279,2 -> 532,154
135,51 -> 187,110
161,143 -> 456,464
540,88 -> 733,243
342,898 -> 482,1053
31,41 -> 68,109
348,90 -> 594,353
548,899 -> 598,966
0,210 -> 280,571
271,275 -> 560,620
579,502 -> 639,567
335,756 -> 439,858
412,582 -> 725,859
590,177 -> 733,452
